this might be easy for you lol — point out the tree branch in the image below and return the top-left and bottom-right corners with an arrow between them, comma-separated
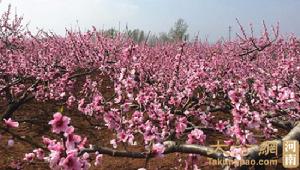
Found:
78,122 -> 300,163
79,141 -> 223,159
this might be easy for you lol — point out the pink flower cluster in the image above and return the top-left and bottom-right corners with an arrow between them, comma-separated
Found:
187,129 -> 206,144
24,112 -> 102,170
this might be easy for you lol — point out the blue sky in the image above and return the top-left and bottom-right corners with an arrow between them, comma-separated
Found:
0,0 -> 299,41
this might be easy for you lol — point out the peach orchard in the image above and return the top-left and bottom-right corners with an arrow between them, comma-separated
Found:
0,6 -> 299,170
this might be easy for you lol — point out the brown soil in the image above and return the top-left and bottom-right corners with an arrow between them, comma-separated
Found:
0,74 -> 297,170
0,100 -> 296,170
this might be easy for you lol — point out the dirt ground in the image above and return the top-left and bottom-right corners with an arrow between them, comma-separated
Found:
0,100 -> 197,170
0,100 -> 296,170
0,74 -> 297,170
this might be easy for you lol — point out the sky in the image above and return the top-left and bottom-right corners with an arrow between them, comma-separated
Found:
0,0 -> 299,41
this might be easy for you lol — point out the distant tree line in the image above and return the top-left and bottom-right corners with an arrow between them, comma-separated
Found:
102,18 -> 189,44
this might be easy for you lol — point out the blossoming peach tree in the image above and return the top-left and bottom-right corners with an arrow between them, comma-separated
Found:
0,6 -> 300,170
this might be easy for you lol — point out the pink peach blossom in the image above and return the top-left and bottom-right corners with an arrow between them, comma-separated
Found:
4,118 -> 19,128
49,112 -> 70,134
